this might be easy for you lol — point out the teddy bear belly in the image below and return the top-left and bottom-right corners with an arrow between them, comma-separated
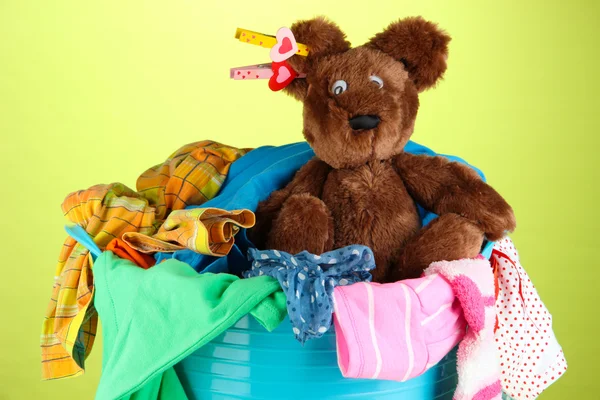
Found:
321,162 -> 421,281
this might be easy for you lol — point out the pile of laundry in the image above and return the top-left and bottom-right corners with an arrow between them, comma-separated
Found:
40,140 -> 567,400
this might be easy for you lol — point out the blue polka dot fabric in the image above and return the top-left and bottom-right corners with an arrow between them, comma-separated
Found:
244,245 -> 375,343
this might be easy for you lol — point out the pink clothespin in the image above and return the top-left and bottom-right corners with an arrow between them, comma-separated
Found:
230,62 -> 306,91
230,63 -> 273,80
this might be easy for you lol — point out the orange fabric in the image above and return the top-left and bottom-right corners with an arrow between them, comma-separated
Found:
105,238 -> 156,269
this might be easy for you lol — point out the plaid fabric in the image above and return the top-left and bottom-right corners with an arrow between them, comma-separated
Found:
41,141 -> 249,380
122,208 -> 255,256
137,141 -> 251,221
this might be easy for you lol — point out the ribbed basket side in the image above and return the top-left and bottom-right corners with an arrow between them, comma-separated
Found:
175,315 -> 458,400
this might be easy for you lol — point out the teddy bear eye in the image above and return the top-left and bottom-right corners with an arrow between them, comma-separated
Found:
369,75 -> 384,88
331,80 -> 348,95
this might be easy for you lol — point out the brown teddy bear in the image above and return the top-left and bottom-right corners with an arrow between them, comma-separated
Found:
248,16 -> 516,283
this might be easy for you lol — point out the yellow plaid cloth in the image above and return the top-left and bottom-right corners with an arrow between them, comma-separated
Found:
137,141 -> 251,220
41,141 -> 249,380
122,208 -> 255,255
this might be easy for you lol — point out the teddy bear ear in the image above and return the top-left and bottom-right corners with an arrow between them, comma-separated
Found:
366,17 -> 451,92
283,16 -> 351,101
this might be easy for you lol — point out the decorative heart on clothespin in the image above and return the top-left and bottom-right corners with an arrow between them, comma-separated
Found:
268,61 -> 298,91
270,27 -> 299,62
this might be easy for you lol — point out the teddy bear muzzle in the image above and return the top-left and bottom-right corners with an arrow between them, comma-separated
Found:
348,114 -> 380,131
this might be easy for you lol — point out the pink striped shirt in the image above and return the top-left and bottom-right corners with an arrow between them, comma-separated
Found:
333,274 -> 466,381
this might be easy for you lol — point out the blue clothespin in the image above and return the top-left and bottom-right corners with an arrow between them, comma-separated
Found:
64,224 -> 102,260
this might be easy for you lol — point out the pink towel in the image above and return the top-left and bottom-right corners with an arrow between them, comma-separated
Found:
333,258 -> 501,400
425,258 -> 502,400
333,274 -> 466,381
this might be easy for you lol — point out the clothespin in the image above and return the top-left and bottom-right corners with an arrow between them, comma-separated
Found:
234,27 -> 309,58
230,63 -> 274,80
230,27 -> 309,91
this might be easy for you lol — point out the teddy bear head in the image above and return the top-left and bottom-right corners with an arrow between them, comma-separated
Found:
284,17 -> 451,169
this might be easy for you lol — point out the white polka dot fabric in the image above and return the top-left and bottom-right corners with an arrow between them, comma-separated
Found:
492,238 -> 567,399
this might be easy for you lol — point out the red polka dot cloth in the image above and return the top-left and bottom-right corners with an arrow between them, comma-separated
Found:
492,238 -> 567,399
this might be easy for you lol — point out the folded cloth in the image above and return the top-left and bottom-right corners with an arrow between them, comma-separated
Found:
425,258 -> 502,400
94,251 -> 287,400
123,208 -> 255,256
332,274 -> 466,381
245,245 -> 374,343
105,238 -> 156,269
155,141 -> 488,272
41,140 -> 248,380
492,238 -> 567,399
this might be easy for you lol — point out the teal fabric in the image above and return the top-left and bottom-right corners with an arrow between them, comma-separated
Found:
481,240 -> 495,259
65,224 -> 101,260
93,251 -> 288,400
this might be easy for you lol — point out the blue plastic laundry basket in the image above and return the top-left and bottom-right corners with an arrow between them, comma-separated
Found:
174,315 -> 459,400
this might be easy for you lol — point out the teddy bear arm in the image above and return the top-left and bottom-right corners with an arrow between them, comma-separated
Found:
248,157 -> 332,248
394,152 -> 516,241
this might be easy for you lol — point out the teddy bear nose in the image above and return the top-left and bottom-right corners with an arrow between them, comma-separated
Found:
349,115 -> 381,131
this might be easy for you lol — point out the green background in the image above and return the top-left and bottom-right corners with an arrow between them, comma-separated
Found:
1,0 -> 597,398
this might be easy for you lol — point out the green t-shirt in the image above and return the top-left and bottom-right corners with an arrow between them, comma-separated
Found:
93,251 -> 287,400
